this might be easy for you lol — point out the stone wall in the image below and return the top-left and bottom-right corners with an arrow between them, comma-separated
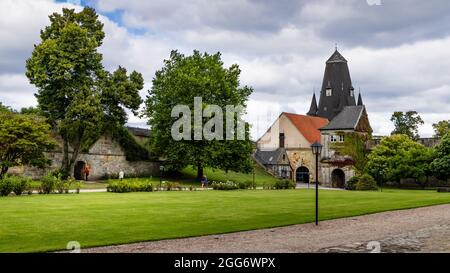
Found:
286,148 -> 317,182
320,164 -> 355,188
8,134 -> 159,180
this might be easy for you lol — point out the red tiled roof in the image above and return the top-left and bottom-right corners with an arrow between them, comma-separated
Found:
283,112 -> 329,144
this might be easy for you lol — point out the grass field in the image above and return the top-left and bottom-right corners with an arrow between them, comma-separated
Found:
1,189 -> 450,253
105,164 -> 281,187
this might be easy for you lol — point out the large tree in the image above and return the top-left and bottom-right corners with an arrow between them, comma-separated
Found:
0,109 -> 56,178
366,134 -> 434,187
390,111 -> 424,140
430,132 -> 450,180
433,120 -> 450,139
26,7 -> 143,176
145,50 -> 254,179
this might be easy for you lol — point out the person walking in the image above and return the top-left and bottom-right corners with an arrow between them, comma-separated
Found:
201,174 -> 208,189
83,165 -> 91,181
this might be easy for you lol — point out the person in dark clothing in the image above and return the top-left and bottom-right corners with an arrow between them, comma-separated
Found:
201,174 -> 208,189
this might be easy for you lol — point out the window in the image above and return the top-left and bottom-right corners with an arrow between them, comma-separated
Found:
350,90 -> 354,97
326,88 -> 332,96
282,154 -> 286,161
330,135 -> 345,143
324,106 -> 327,111
330,135 -> 338,142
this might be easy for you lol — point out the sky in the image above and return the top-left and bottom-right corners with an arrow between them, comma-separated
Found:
0,0 -> 449,140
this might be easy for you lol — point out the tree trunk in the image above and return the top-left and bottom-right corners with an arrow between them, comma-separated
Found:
61,136 -> 70,174
0,166 -> 8,179
197,162 -> 203,181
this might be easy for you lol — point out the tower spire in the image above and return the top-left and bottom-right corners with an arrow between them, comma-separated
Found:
357,90 -> 364,106
307,92 -> 318,116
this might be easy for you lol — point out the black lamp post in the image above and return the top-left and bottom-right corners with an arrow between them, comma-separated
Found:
311,141 -> 323,226
159,165 -> 164,191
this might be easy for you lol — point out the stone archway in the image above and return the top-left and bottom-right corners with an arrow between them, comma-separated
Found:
331,169 -> 345,188
296,166 -> 310,183
74,161 -> 86,180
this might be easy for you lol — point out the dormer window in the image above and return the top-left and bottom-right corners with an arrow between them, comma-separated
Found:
326,88 -> 332,96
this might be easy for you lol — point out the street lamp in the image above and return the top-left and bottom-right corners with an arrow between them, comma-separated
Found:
159,165 -> 164,191
311,141 -> 323,226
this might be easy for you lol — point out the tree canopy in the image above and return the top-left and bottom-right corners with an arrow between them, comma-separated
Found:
0,110 -> 56,178
26,7 -> 144,177
366,134 -> 434,186
433,120 -> 450,139
390,111 -> 424,140
145,50 -> 254,179
430,132 -> 450,180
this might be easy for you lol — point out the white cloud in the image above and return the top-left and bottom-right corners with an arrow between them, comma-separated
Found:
0,0 -> 449,139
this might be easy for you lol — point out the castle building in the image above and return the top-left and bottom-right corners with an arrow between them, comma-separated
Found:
255,49 -> 372,188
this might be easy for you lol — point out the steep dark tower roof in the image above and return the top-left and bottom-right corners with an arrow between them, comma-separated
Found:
306,93 -> 318,116
311,49 -> 357,121
357,92 -> 364,106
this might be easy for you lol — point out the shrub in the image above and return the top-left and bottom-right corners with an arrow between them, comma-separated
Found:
211,181 -> 240,190
12,176 -> 31,196
74,180 -> 83,194
40,173 -> 60,194
56,180 -> 72,194
273,179 -> 296,190
165,182 -> 183,191
107,180 -> 154,193
356,174 -> 378,191
0,176 -> 14,196
346,176 -> 359,190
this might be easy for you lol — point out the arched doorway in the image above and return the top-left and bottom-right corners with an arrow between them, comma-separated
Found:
296,167 -> 310,183
74,161 -> 86,180
331,169 -> 345,188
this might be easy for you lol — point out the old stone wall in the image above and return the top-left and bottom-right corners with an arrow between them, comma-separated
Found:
286,148 -> 317,182
8,134 -> 159,180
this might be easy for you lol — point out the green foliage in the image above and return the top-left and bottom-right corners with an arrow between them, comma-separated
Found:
107,180 -> 154,193
332,132 -> 370,175
0,176 -> 14,196
144,50 -> 254,179
211,180 -> 254,190
212,181 -> 240,190
0,102 -> 12,113
39,173 -> 61,194
366,134 -> 434,185
273,179 -> 296,190
346,176 -> 359,190
355,174 -> 378,191
20,107 -> 43,116
0,175 -> 32,197
433,120 -> 450,139
390,111 -> 424,140
430,133 -> 450,180
0,110 -> 56,178
12,176 -> 32,196
109,126 -> 150,161
164,182 -> 183,191
26,7 -> 144,175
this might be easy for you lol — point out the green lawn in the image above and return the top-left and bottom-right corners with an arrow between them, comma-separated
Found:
1,189 -> 450,253
105,164 -> 281,188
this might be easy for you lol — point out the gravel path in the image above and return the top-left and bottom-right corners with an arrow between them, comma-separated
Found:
81,204 -> 450,253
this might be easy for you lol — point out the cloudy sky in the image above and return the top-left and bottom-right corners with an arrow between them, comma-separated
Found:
1,0 -> 449,140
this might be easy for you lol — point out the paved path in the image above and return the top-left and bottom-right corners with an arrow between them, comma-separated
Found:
81,204 -> 450,253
